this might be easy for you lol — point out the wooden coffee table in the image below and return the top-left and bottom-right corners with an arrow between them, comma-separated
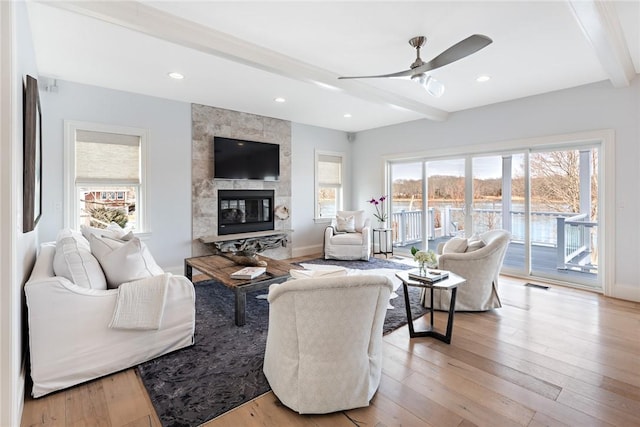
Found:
184,254 -> 300,326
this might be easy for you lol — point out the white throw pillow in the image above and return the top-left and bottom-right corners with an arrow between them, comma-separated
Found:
119,231 -> 134,241
336,210 -> 365,232
89,235 -> 164,289
466,237 -> 486,252
81,222 -> 133,242
81,225 -> 121,241
53,236 -> 107,290
335,215 -> 356,233
442,237 -> 468,254
56,228 -> 90,248
106,222 -> 134,241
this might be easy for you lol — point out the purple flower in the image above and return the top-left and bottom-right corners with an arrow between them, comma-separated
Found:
367,195 -> 388,222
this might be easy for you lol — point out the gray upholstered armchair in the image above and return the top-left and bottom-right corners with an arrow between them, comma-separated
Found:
324,210 -> 371,261
422,229 -> 511,311
263,274 -> 393,414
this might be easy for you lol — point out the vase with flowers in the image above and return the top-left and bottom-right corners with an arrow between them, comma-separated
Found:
411,246 -> 437,275
368,195 -> 388,228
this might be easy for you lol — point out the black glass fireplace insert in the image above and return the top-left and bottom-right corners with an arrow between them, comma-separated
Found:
218,189 -> 274,235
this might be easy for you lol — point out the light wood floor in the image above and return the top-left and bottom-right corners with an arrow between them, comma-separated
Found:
21,256 -> 640,427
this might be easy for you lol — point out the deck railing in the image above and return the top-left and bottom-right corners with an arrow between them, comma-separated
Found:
556,213 -> 597,271
391,207 -> 597,272
391,209 -> 430,246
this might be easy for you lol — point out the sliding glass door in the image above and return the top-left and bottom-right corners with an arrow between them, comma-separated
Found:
389,162 -> 423,251
389,158 -> 468,253
388,145 -> 601,290
528,147 -> 599,287
471,155 -> 504,234
501,154 -> 526,273
426,158 -> 466,248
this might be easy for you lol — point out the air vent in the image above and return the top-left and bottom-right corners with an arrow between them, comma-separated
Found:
524,283 -> 549,290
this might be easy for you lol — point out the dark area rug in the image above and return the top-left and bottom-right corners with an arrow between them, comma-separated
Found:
138,258 -> 426,426
298,256 -> 413,271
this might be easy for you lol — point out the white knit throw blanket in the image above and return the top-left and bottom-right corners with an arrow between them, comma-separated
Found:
109,273 -> 170,330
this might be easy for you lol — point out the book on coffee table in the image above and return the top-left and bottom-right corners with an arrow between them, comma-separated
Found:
230,266 -> 267,280
408,268 -> 449,283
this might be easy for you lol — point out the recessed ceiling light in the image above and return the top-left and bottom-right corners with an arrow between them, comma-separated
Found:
274,97 -> 286,103
476,75 -> 491,83
343,113 -> 352,118
168,72 -> 184,80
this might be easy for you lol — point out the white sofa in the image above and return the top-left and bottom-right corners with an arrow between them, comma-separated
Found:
263,274 -> 393,414
324,210 -> 371,261
25,230 -> 196,398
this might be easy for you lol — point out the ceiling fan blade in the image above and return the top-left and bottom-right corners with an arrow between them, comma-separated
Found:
338,68 -> 414,80
412,34 -> 492,74
337,33 -> 491,92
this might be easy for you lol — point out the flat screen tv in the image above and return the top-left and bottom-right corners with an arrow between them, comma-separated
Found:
213,137 -> 280,181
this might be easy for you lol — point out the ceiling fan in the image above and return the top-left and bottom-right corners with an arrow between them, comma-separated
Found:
338,34 -> 492,97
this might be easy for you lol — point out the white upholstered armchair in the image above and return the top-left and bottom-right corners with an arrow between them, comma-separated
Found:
263,275 -> 393,414
423,229 -> 511,311
324,210 -> 371,261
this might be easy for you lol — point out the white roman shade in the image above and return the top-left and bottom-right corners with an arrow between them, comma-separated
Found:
75,130 -> 141,184
318,154 -> 342,186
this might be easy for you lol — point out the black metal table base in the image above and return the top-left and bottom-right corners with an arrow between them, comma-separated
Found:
402,282 -> 458,344
231,276 -> 287,326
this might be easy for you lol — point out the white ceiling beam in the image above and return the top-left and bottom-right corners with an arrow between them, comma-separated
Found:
42,1 -> 449,121
568,0 -> 635,88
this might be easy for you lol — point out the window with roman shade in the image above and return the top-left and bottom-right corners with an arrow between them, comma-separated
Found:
64,121 -> 148,232
75,130 -> 141,185
315,151 -> 344,220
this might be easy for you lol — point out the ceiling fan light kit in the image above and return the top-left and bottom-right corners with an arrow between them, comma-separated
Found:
411,73 -> 445,97
339,34 -> 492,97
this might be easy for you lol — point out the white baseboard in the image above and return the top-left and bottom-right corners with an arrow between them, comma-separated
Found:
610,282 -> 640,302
292,244 -> 323,258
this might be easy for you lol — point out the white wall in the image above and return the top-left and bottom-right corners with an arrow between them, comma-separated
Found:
291,123 -> 351,256
39,82 -> 353,265
352,79 -> 640,301
39,80 -> 192,271
1,1 -> 39,424
31,66 -> 640,302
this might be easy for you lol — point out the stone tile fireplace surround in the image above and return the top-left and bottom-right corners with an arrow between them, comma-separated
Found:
191,104 -> 292,259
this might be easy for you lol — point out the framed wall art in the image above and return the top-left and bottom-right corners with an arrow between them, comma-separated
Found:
23,75 -> 42,233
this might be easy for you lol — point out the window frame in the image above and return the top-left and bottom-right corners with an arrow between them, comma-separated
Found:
314,149 -> 345,222
63,120 -> 149,234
